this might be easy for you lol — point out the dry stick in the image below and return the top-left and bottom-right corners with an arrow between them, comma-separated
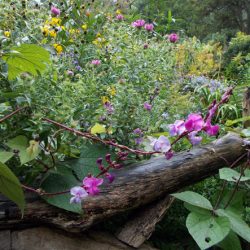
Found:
0,107 -> 26,123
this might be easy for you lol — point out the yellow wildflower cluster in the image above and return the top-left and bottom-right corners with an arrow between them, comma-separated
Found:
107,86 -> 116,96
92,33 -> 107,48
4,31 -> 11,37
41,18 -> 64,38
53,43 -> 63,54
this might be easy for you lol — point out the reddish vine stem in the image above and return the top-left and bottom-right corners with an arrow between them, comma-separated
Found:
0,106 -> 26,123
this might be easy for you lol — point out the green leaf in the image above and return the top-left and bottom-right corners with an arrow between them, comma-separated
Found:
0,162 -> 25,214
184,202 -> 212,216
217,230 -> 242,250
64,142 -> 114,180
0,151 -> 14,163
225,116 -> 250,127
2,44 -> 50,80
6,136 -> 40,165
41,166 -> 82,214
219,168 -> 250,182
216,209 -> 250,242
172,191 -> 213,210
186,212 -> 230,249
241,128 -> 250,138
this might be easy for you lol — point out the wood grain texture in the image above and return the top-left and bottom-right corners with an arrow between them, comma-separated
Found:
0,133 -> 247,233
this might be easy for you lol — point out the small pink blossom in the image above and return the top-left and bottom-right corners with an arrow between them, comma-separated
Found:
151,135 -> 171,153
144,23 -> 154,32
91,59 -> 101,65
51,6 -> 60,16
116,14 -> 124,21
168,33 -> 179,43
144,102 -> 152,111
165,150 -> 174,160
204,122 -> 219,136
188,131 -> 202,145
70,186 -> 88,204
169,120 -> 186,136
132,19 -> 145,28
83,176 -> 103,195
185,113 -> 204,132
105,173 -> 115,183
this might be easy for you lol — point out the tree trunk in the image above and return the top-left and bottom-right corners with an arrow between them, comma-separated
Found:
0,133 -> 247,233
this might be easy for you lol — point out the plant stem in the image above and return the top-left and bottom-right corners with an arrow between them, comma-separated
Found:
0,107 -> 26,123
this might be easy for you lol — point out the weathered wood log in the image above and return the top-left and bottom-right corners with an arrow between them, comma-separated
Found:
0,133 -> 247,233
115,195 -> 174,248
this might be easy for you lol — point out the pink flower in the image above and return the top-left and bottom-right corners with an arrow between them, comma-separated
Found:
116,14 -> 124,21
51,6 -> 60,16
204,122 -> 219,136
144,102 -> 152,111
144,23 -> 154,32
168,33 -> 179,43
132,19 -> 145,28
169,120 -> 186,136
185,113 -> 204,132
165,150 -> 174,160
188,131 -> 202,145
70,186 -> 88,204
105,173 -> 115,183
83,176 -> 103,195
67,70 -> 74,76
91,59 -> 101,65
151,135 -> 171,153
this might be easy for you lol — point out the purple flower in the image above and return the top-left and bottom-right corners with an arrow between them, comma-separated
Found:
133,128 -> 143,135
168,33 -> 179,43
188,131 -> 202,145
83,176 -> 103,195
144,23 -> 154,32
132,19 -> 145,28
67,70 -> 74,76
104,101 -> 114,114
91,59 -> 101,65
105,173 -> 115,183
70,186 -> 88,204
51,6 -> 60,16
75,65 -> 82,71
169,120 -> 186,136
143,43 -> 149,49
204,122 -> 219,136
165,150 -> 174,160
116,14 -> 124,21
135,137 -> 144,145
151,135 -> 171,153
144,102 -> 152,111
185,113 -> 204,132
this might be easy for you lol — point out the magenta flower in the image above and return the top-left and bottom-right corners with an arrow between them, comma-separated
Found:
143,43 -> 149,49
51,6 -> 60,16
91,59 -> 101,65
165,150 -> 174,160
83,176 -> 103,195
70,186 -> 88,204
185,113 -> 204,132
67,70 -> 74,77
132,19 -> 146,28
116,14 -> 124,21
144,102 -> 152,111
204,122 -> 219,136
168,33 -> 179,43
169,120 -> 186,136
105,173 -> 115,183
188,131 -> 202,145
151,135 -> 171,153
144,23 -> 154,32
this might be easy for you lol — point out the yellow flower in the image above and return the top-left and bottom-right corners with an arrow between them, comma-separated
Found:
41,26 -> 49,36
90,123 -> 106,135
49,30 -> 57,37
101,96 -> 109,104
53,44 -> 63,54
50,17 -> 61,26
81,24 -> 88,31
116,9 -> 122,14
107,86 -> 116,96
4,31 -> 11,37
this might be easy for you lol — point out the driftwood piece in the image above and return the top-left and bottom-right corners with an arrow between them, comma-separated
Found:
115,195 -> 174,248
0,133 -> 247,233
243,87 -> 250,128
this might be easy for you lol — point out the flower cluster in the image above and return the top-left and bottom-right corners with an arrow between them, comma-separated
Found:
132,19 -> 154,32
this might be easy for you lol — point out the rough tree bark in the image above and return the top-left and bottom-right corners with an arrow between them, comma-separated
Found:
0,133 -> 247,233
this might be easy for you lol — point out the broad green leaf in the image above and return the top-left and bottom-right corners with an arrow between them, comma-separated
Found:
216,209 -> 250,242
186,212 -> 230,249
184,202 -> 212,216
217,230 -> 242,250
172,191 -> 213,210
225,116 -> 250,127
90,123 -> 106,135
2,44 -> 50,80
0,162 -> 25,214
41,167 -> 82,214
0,151 -> 14,163
64,142 -> 114,180
6,136 -> 40,165
241,128 -> 250,138
219,168 -> 250,182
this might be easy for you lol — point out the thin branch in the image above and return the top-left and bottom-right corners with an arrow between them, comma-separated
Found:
0,107 -> 26,123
